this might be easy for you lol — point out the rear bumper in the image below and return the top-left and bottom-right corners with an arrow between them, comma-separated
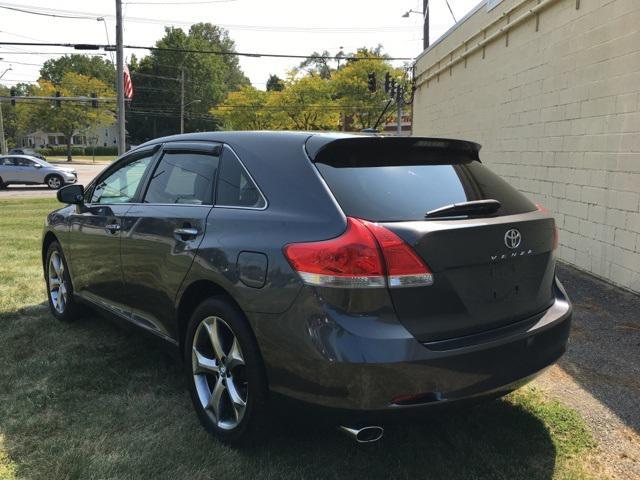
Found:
253,276 -> 571,417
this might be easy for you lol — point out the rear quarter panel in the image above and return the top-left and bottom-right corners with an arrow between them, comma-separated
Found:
178,135 -> 348,316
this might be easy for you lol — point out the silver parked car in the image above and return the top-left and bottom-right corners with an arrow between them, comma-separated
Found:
0,155 -> 77,189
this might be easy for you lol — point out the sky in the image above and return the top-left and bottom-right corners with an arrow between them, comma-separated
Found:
0,0 -> 481,89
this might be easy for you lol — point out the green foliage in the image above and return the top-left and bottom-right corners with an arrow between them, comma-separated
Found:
33,145 -> 117,157
270,71 -> 339,130
214,46 -> 407,132
0,86 -> 19,148
127,23 -> 249,143
211,86 -> 277,130
16,72 -> 115,161
266,74 -> 284,92
40,55 -> 116,87
331,50 -> 405,130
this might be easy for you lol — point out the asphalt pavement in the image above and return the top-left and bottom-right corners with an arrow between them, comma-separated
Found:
535,263 -> 640,479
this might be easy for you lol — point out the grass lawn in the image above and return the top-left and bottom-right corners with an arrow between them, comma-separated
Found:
0,198 -> 601,480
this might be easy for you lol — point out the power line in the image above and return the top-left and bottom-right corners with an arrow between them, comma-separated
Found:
0,42 -> 413,61
0,3 -> 416,34
0,51 -> 107,56
444,0 -> 457,23
0,59 -> 42,66
125,0 -> 236,4
0,5 -> 95,20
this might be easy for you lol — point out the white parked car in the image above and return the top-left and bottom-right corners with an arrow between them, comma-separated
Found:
0,155 -> 77,189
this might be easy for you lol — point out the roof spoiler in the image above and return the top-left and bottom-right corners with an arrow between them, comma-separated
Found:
305,136 -> 482,167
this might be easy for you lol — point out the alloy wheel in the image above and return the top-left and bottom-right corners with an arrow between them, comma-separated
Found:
48,176 -> 61,189
192,316 -> 248,430
48,251 -> 67,314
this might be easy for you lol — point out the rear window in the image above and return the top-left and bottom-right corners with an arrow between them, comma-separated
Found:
316,161 -> 536,222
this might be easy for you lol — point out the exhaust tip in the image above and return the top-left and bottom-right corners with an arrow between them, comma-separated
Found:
339,425 -> 384,443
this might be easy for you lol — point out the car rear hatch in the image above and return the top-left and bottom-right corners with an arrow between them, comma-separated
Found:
307,136 -> 557,343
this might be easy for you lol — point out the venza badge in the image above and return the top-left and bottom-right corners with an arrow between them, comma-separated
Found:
504,229 -> 522,249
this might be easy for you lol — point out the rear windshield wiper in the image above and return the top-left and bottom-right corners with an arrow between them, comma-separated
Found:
425,199 -> 501,219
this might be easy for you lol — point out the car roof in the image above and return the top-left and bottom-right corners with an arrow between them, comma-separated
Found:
0,154 -> 43,160
132,131 -> 481,160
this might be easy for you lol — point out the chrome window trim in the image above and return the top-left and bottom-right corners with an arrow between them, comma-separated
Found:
214,144 -> 268,211
84,145 -> 161,205
139,142 -> 222,206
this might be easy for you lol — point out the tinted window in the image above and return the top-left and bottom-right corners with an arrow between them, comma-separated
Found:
216,153 -> 265,208
0,157 -> 15,166
144,151 -> 219,205
91,155 -> 153,204
15,158 -> 37,167
316,161 -> 536,222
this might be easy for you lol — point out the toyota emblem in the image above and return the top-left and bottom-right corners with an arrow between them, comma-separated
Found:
504,229 -> 522,249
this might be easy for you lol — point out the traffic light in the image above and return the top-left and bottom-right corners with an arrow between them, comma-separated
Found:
10,88 -> 16,106
367,72 -> 376,93
91,93 -> 98,108
389,79 -> 397,97
55,91 -> 61,108
384,72 -> 391,93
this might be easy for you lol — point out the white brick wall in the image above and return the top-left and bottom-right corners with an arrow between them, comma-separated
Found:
413,0 -> 640,293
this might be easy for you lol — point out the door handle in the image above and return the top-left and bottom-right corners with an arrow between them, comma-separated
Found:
173,227 -> 199,239
105,223 -> 121,233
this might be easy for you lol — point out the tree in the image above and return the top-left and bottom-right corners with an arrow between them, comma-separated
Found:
211,86 -> 281,130
269,71 -> 338,130
298,51 -> 333,79
331,48 -> 404,130
0,83 -> 33,149
40,55 -> 115,87
266,74 -> 284,92
127,23 -> 249,143
17,73 -> 115,161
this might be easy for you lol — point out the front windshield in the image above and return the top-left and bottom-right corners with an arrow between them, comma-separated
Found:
31,157 -> 52,167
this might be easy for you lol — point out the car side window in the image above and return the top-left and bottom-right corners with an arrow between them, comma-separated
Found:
15,158 -> 36,167
144,151 -> 219,205
216,152 -> 265,208
90,155 -> 153,204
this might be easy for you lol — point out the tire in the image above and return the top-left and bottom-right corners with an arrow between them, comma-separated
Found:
46,174 -> 63,190
185,296 -> 269,445
0,177 -> 5,189
45,241 -> 83,321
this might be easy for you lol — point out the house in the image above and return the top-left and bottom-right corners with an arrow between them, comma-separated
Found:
20,123 -> 119,149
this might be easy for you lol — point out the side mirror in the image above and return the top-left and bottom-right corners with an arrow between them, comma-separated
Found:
57,184 -> 85,205
34,164 -> 43,168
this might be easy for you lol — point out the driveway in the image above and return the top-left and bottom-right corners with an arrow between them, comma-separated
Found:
535,263 -> 640,479
0,163 -> 106,198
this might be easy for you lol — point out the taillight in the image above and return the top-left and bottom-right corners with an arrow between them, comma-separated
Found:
537,203 -> 558,251
361,220 -> 434,288
283,217 -> 433,288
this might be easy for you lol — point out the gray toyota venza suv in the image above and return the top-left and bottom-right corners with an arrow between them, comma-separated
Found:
42,132 -> 571,444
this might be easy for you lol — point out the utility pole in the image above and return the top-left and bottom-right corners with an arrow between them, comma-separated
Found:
0,66 -> 11,155
0,103 -> 5,155
115,0 -> 126,155
180,66 -> 185,134
423,0 -> 430,50
396,90 -> 403,136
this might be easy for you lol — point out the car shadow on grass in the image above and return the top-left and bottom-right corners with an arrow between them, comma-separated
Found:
0,305 -> 579,480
